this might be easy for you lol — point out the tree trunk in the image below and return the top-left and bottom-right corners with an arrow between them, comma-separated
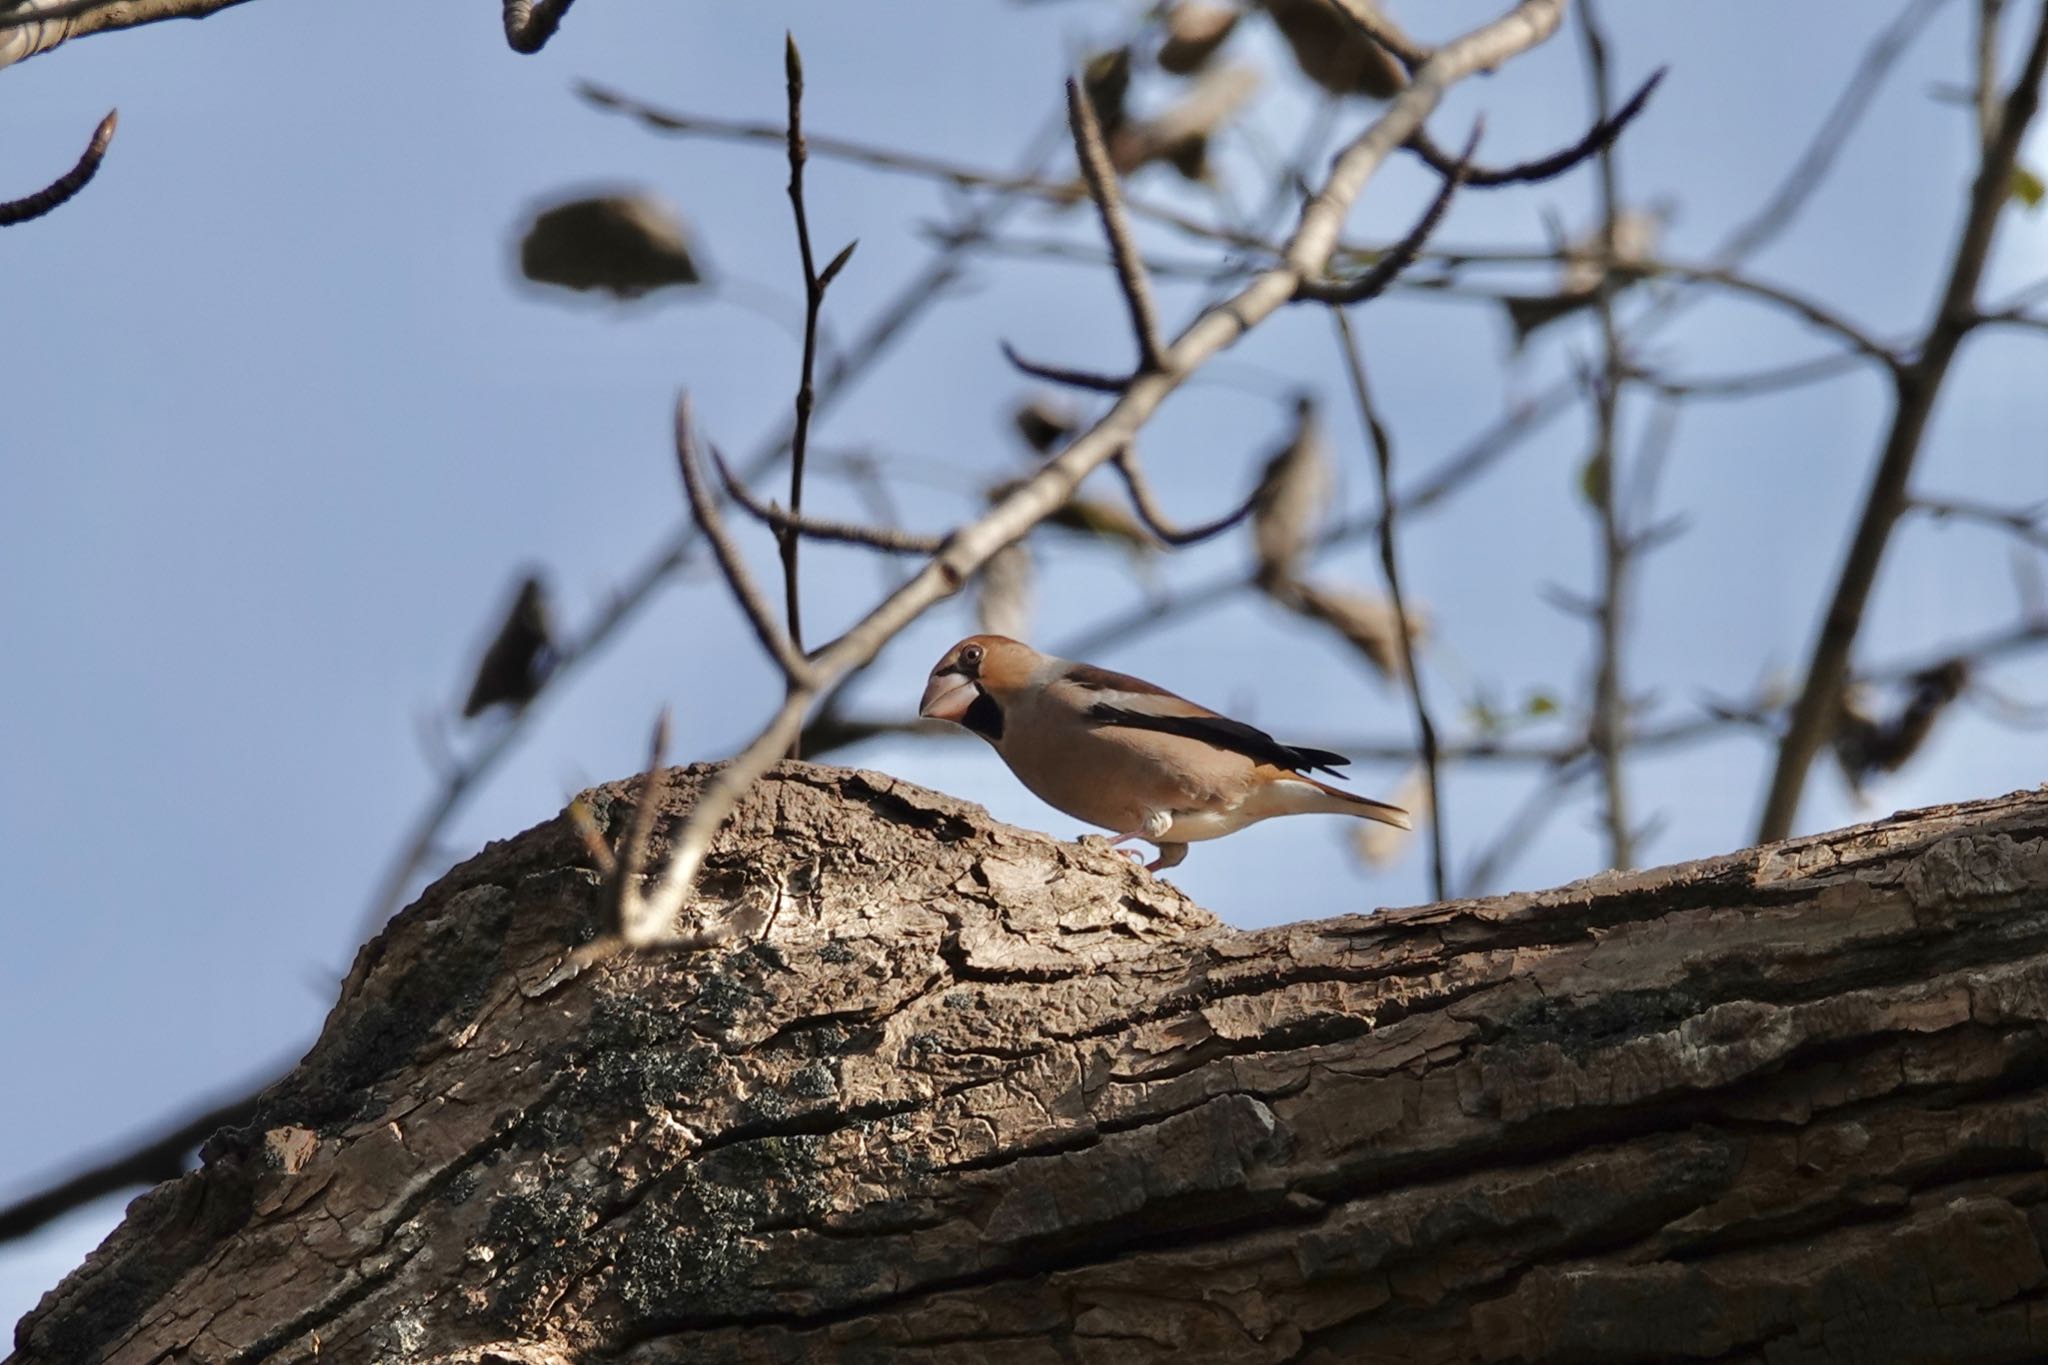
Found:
11,766 -> 2048,1365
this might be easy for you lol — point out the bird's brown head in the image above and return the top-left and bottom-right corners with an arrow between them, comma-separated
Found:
918,634 -> 1038,739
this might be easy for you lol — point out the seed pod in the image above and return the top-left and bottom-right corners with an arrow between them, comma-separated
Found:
1012,397 -> 1079,454
1352,767 -> 1427,867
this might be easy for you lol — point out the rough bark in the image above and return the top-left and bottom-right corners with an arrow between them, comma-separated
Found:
11,766 -> 2048,1365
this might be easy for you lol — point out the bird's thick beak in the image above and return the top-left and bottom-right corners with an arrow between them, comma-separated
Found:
919,670 -> 977,722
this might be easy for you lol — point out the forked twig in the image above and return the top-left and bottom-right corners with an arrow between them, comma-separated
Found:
713,446 -> 946,554
1109,447 -> 1259,547
1296,123 -> 1479,305
675,398 -> 813,683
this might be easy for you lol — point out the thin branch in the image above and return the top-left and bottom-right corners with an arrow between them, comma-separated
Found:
0,1078 -> 267,1243
1758,0 -> 2048,841
1981,0 -> 2011,148
1406,68 -> 1665,188
674,397 -> 813,684
1108,447 -> 1260,547
1580,0 -> 1637,871
713,446 -> 947,554
0,108 -> 116,226
626,0 -> 1578,928
779,33 -> 856,759
1066,76 -> 1167,373
999,340 -> 1133,392
502,0 -> 577,53
1461,758 -> 1591,896
609,709 -> 671,936
1332,306 -> 1445,899
1913,493 -> 2048,550
1296,123 -> 1479,305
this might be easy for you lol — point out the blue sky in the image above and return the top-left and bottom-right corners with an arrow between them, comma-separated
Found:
4,0 -> 2044,1329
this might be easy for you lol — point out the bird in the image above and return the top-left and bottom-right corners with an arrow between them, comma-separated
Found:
918,634 -> 1410,871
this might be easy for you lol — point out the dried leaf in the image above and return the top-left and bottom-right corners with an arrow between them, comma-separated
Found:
1083,47 -> 1135,138
1504,206 -> 1665,345
1351,767 -> 1428,867
989,479 -> 1154,555
1012,397 -> 1080,454
1159,3 -> 1241,75
463,573 -> 557,719
1288,580 -> 1426,681
977,542 -> 1035,640
519,192 -> 704,300
2012,164 -> 2046,211
1830,659 -> 1970,798
1262,0 -> 1404,100
1108,64 -> 1260,178
1250,396 -> 1331,586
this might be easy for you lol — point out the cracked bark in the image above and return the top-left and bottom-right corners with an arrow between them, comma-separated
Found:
10,767 -> 2048,1365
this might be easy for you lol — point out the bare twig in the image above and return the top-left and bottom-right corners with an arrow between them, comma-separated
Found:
0,1076 -> 268,1242
713,446 -> 946,554
779,34 -> 859,757
502,0 -> 577,52
1331,307 -> 1444,896
1066,77 -> 1168,373
1407,68 -> 1665,188
1579,0 -> 1637,871
1461,758 -> 1591,895
1913,493 -> 2048,550
998,340 -> 1134,392
1758,0 -> 2048,841
608,709 -> 672,933
1296,123 -> 1478,304
1109,447 -> 1260,546
675,398 -> 812,683
0,108 -> 116,226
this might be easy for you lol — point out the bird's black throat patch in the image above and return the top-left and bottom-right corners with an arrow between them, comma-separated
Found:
961,688 -> 1004,741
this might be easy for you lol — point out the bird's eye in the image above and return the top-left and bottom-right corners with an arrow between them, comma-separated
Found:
961,644 -> 984,669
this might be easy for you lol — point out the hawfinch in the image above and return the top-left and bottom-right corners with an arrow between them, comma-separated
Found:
918,634 -> 1411,871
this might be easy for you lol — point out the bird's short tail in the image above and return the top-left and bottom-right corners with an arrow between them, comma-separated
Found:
1297,774 -> 1412,829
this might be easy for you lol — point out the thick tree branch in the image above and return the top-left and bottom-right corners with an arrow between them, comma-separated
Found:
15,774 -> 2048,1363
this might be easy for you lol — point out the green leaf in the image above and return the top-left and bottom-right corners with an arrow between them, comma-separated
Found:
2012,164 -> 2046,211
1524,692 -> 1560,718
1577,452 -> 1610,507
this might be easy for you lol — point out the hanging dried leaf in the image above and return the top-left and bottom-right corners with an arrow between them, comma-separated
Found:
519,192 -> 704,300
1262,0 -> 1405,100
1082,47 -> 1135,138
462,573 -> 558,719
1012,397 -> 1080,454
1351,767 -> 1428,867
1503,205 -> 1665,344
988,479 -> 1155,555
1830,659 -> 1970,799
977,542 -> 1035,640
1250,396 -> 1331,586
1159,3 -> 1241,75
1109,64 -> 1260,179
1288,580 -> 1426,681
